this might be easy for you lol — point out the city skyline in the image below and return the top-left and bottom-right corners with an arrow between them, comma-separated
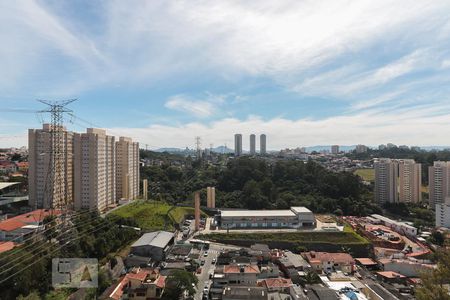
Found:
2,1 -> 450,149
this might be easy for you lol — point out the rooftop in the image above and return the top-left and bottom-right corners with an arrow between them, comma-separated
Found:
355,258 -> 377,266
221,209 -> 296,218
303,252 -> 355,265
131,231 -> 174,248
377,271 -> 406,279
223,264 -> 261,274
0,241 -> 15,253
0,209 -> 61,232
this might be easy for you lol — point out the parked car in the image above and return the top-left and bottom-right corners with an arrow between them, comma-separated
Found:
197,268 -> 202,274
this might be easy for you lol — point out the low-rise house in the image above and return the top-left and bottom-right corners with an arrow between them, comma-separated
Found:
376,271 -> 407,284
130,231 -> 174,261
258,263 -> 281,279
378,258 -> 435,277
101,268 -> 166,300
219,264 -> 261,285
258,278 -> 293,293
222,286 -> 268,300
302,251 -> 355,274
125,255 -> 152,269
0,209 -> 61,242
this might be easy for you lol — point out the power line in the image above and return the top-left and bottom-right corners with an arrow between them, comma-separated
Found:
0,217 -> 121,285
0,211 -> 122,279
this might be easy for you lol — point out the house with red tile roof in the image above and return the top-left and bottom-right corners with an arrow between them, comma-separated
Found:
258,277 -> 293,292
100,268 -> 166,300
219,264 -> 261,286
0,241 -> 16,254
0,209 -> 61,242
302,251 -> 355,274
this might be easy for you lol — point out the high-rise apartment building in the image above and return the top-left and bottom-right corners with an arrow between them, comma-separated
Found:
436,204 -> 450,228
73,129 -> 116,212
429,161 -> 450,209
260,134 -> 267,154
29,125 -> 139,211
28,124 -> 73,209
331,145 -> 339,155
431,161 -> 450,228
374,158 -> 398,205
355,144 -> 368,153
249,134 -> 256,155
398,159 -> 422,203
116,137 -> 140,201
374,158 -> 422,205
234,134 -> 242,156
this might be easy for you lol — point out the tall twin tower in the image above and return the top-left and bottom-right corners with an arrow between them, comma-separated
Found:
234,134 -> 266,156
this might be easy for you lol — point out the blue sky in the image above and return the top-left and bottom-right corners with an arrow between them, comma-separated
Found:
1,0 -> 450,149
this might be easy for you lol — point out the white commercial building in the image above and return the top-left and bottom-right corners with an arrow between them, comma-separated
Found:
220,207 -> 315,229
370,214 -> 417,237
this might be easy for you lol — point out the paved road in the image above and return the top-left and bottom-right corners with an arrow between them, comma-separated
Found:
192,242 -> 242,300
194,245 -> 219,300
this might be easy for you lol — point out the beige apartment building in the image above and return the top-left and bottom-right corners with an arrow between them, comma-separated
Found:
374,158 -> 398,205
29,125 -> 139,211
28,124 -> 73,209
116,137 -> 140,201
429,161 -> 450,209
374,158 -> 422,205
73,128 -> 116,212
398,159 -> 422,203
429,161 -> 450,228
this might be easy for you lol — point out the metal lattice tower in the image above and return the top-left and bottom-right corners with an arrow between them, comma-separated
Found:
38,99 -> 76,211
195,136 -> 201,160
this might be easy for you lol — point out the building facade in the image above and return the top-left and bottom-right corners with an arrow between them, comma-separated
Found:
116,137 -> 140,201
73,128 -> 116,212
398,159 -> 422,203
28,124 -> 73,209
219,207 -> 315,229
374,158 -> 398,205
436,204 -> 450,228
29,125 -> 138,211
234,134 -> 242,157
331,145 -> 339,155
260,134 -> 267,154
249,134 -> 256,155
429,161 -> 450,209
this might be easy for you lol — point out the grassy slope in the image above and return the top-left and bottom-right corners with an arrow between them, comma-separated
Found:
354,168 -> 375,182
199,225 -> 368,245
110,201 -> 204,231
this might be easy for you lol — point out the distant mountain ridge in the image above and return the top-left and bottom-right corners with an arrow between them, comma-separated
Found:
152,145 -> 450,154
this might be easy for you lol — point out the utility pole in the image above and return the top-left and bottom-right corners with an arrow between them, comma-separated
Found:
38,99 -> 76,212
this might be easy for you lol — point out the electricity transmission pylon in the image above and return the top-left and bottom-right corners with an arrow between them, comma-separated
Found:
38,99 -> 76,212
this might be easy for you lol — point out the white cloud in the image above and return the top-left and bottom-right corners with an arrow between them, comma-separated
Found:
164,95 -> 215,118
107,104 -> 450,150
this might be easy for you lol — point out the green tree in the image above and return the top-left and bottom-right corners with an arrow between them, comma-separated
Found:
162,270 -> 198,300
416,250 -> 450,300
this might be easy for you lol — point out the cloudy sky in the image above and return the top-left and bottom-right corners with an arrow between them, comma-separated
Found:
1,0 -> 450,150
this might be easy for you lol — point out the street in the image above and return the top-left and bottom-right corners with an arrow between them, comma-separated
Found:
193,242 -> 242,300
